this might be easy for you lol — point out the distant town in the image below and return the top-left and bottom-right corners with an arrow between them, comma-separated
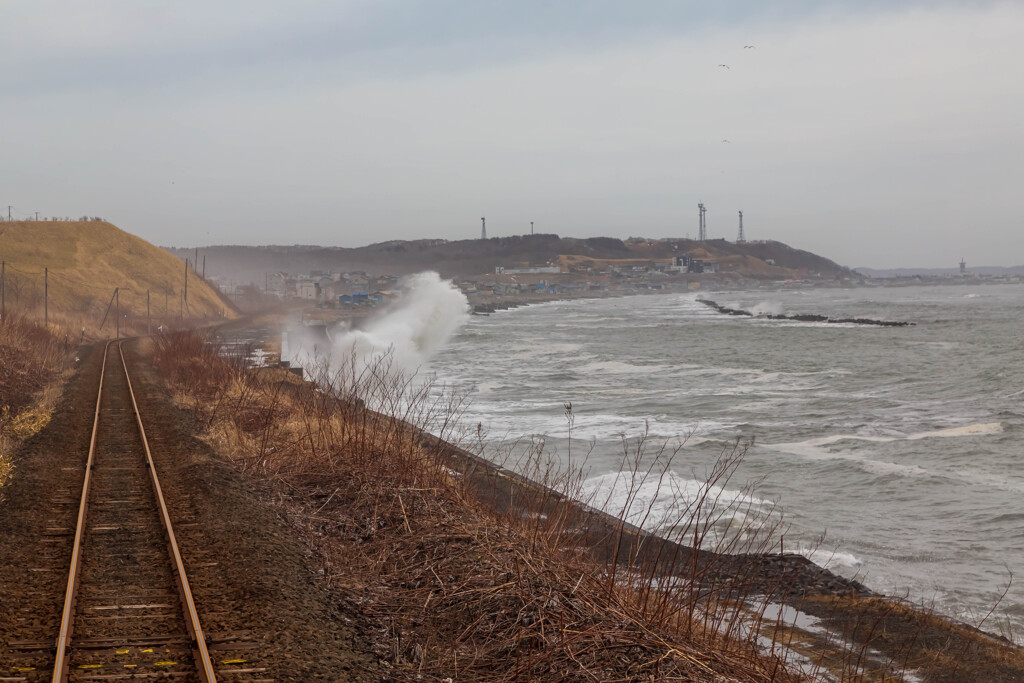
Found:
207,251 -> 1022,315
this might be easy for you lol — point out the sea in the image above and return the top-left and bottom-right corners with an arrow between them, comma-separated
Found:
425,283 -> 1024,636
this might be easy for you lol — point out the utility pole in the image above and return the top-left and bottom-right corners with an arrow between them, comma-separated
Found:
147,289 -> 151,335
1,261 -> 5,322
7,206 -> 10,221
184,258 -> 189,311
115,288 -> 120,338
100,288 -> 117,332
697,203 -> 707,241
531,221 -> 534,235
202,255 -> 206,279
44,268 -> 48,327
34,212 -> 39,221
481,217 -> 486,240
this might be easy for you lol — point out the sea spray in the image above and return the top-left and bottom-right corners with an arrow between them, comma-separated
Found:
286,271 -> 470,377
751,300 -> 785,317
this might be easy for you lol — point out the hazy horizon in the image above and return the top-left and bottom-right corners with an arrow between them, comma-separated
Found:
3,1 -> 1022,269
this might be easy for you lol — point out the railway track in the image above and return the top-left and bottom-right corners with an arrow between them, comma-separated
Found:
3,341 -> 268,682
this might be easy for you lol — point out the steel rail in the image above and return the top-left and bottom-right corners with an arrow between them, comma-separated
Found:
52,340 -> 218,682
117,341 -> 218,683
52,340 -> 113,682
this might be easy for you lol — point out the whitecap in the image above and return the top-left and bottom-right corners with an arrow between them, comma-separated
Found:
905,422 -> 1003,440
577,360 -> 669,375
797,547 -> 864,571
580,469 -> 771,538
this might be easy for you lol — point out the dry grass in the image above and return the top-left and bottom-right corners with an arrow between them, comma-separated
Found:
0,220 -> 234,334
0,315 -> 73,489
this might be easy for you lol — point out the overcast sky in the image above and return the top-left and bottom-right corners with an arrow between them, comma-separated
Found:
2,1 -> 1021,268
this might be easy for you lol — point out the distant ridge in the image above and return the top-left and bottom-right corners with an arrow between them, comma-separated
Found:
165,235 -> 853,284
0,221 -> 236,329
855,266 -> 1024,278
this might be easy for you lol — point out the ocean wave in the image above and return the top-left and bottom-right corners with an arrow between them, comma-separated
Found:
577,360 -> 669,375
764,421 -> 1004,457
580,469 -> 772,540
905,422 -> 1003,439
797,547 -> 864,571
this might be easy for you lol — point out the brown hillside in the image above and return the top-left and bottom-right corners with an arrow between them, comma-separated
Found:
0,221 -> 235,333
166,235 -> 853,283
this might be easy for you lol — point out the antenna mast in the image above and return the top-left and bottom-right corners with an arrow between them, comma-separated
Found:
697,203 -> 707,241
481,217 -> 486,240
737,211 -> 745,243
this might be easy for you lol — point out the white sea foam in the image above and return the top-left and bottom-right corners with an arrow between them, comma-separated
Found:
577,360 -> 668,375
761,423 -> 1004,478
797,547 -> 864,571
580,469 -> 770,539
760,434 -> 894,460
765,422 -> 1004,459
905,422 -> 1003,439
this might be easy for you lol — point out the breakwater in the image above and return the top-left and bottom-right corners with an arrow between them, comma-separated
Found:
697,298 -> 913,326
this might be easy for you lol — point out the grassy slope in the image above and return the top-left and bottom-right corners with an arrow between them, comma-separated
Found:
0,221 -> 235,330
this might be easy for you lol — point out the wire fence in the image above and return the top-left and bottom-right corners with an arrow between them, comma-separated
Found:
0,258 -> 211,336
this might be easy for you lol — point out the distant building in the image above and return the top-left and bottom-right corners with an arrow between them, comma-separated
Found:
342,272 -> 369,286
670,255 -> 717,274
670,255 -> 691,271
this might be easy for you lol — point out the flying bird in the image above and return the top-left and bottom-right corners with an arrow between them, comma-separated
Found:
744,45 -> 756,49
722,139 -> 731,143
718,64 -> 730,69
